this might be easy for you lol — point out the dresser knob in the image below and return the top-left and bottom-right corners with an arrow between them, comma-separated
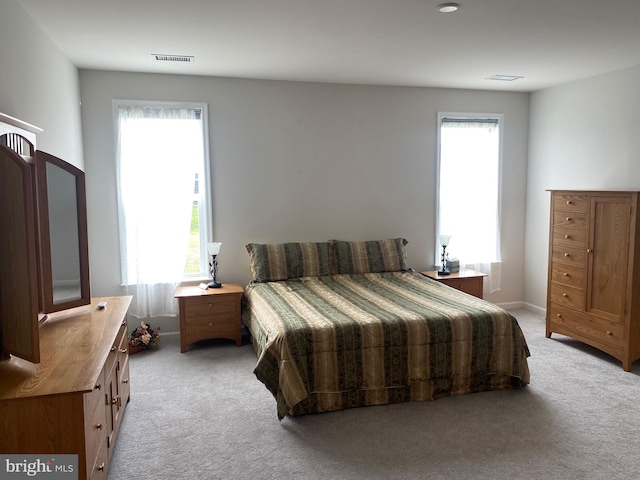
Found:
556,313 -> 562,318
587,249 -> 592,253
112,397 -> 118,405
97,464 -> 105,472
563,273 -> 569,277
96,422 -> 103,430
564,234 -> 570,239
565,217 -> 571,221
606,331 -> 613,336
119,348 -> 127,353
111,346 -> 116,352
123,378 -> 129,384
566,200 -> 572,205
564,253 -> 570,257
563,293 -> 568,297
95,383 -> 101,390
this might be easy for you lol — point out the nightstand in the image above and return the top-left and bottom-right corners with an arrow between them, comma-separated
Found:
421,269 -> 487,299
174,283 -> 244,352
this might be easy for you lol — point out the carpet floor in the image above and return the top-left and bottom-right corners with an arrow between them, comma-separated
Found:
107,308 -> 640,480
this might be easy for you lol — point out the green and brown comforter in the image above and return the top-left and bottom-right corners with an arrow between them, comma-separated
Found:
242,271 -> 530,419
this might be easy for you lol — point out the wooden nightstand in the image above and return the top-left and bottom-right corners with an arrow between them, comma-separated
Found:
174,283 -> 244,352
421,269 -> 487,299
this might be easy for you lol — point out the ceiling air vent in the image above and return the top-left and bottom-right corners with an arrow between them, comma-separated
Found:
486,75 -> 523,82
153,54 -> 194,63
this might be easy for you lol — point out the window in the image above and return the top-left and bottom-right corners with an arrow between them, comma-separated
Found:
437,113 -> 502,291
114,101 -> 211,317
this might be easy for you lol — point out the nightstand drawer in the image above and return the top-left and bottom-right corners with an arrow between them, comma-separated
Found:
184,296 -> 237,318
438,277 -> 483,298
184,315 -> 239,344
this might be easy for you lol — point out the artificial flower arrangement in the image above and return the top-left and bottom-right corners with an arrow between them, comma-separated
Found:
128,321 -> 160,352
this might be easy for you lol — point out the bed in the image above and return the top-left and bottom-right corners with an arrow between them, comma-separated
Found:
242,239 -> 530,419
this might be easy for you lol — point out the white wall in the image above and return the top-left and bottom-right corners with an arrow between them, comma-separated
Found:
80,70 -> 529,332
0,0 -> 83,166
525,64 -> 640,310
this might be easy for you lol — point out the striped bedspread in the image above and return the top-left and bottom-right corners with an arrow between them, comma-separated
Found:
242,271 -> 530,419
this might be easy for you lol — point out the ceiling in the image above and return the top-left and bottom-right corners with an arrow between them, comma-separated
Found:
19,0 -> 640,92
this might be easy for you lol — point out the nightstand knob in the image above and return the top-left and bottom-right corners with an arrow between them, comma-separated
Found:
564,253 -> 570,257
565,217 -> 571,221
566,200 -> 572,205
565,234 -> 570,239
556,313 -> 562,318
563,293 -> 568,298
563,273 -> 569,277
606,331 -> 613,336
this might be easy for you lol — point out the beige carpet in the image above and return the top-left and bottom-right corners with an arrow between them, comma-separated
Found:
107,308 -> 640,480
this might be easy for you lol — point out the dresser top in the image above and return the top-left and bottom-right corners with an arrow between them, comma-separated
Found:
0,296 -> 132,400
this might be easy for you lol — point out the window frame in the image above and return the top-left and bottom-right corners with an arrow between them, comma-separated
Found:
112,99 -> 213,281
435,112 -> 504,266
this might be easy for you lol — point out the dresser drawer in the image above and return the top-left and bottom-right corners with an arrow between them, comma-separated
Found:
550,283 -> 585,310
553,194 -> 589,213
553,211 -> 588,228
184,296 -> 238,318
550,263 -> 585,289
552,226 -> 586,248
84,390 -> 107,475
549,304 -> 624,352
551,245 -> 586,266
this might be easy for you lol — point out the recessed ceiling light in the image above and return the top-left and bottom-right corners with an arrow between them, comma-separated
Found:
437,3 -> 460,13
486,75 -> 524,82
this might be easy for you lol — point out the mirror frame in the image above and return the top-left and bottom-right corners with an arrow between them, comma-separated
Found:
36,150 -> 91,314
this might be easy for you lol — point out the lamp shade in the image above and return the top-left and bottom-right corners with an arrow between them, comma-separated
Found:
207,242 -> 222,256
438,234 -> 451,247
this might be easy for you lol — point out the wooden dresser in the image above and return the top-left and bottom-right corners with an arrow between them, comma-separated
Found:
546,190 -> 640,371
0,296 -> 132,479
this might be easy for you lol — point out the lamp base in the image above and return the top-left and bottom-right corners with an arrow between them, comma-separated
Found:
208,281 -> 222,288
437,269 -> 450,276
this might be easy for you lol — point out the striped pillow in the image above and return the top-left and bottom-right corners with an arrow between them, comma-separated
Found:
331,238 -> 409,274
246,242 -> 332,282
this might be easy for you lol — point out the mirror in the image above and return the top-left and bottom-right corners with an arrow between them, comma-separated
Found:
36,151 -> 91,313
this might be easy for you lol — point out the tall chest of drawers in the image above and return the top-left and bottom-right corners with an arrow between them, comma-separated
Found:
546,190 -> 640,371
0,296 -> 132,479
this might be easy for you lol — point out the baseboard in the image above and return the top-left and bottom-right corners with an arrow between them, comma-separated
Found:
497,301 -> 546,316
